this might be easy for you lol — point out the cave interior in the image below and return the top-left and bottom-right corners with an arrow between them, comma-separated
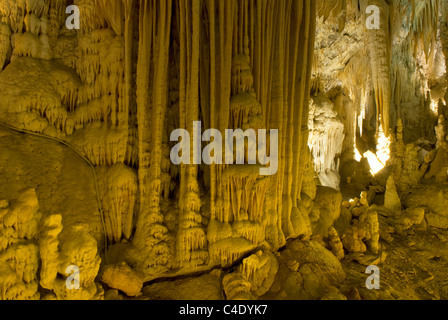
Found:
1,0 -> 448,300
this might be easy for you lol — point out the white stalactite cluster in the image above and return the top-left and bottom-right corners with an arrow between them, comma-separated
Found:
308,94 -> 345,175
311,0 -> 444,188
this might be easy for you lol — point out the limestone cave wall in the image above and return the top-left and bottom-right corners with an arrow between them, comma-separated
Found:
0,0 -> 448,301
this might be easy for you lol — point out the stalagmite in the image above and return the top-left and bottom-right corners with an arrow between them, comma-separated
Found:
328,227 -> 344,261
222,272 -> 254,300
0,190 -> 41,300
399,143 -> 422,190
101,262 -> 144,297
238,250 -> 278,297
359,209 -> 380,255
384,175 -> 402,213
39,214 -> 63,290
54,228 -> 102,300
436,115 -> 446,149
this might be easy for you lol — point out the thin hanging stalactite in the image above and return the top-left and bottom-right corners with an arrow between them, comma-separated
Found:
176,0 -> 208,267
134,0 -> 153,248
133,1 -> 173,276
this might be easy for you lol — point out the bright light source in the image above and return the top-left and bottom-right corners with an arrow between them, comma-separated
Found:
430,99 -> 439,115
376,126 -> 391,165
364,122 -> 391,176
354,148 -> 363,162
364,150 -> 385,175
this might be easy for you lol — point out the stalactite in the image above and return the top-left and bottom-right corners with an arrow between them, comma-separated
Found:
133,0 -> 155,252
96,164 -> 137,243
212,0 -> 235,222
282,0 -> 316,240
366,0 -> 392,136
201,0 -> 236,262
96,0 -> 124,36
317,0 -> 346,23
132,0 -> 173,276
411,0 -> 439,59
0,22 -> 10,69
122,0 -> 134,166
0,0 -> 319,281
308,95 -> 345,175
200,0 -> 317,265
175,0 -> 208,267
39,214 -> 63,291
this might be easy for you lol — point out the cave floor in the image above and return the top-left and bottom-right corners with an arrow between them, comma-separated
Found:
3,126 -> 448,300
340,226 -> 448,300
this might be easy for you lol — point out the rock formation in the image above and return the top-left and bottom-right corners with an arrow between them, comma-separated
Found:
0,0 -> 448,301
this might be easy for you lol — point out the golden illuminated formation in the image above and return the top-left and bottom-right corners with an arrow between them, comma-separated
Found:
0,0 -> 447,301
